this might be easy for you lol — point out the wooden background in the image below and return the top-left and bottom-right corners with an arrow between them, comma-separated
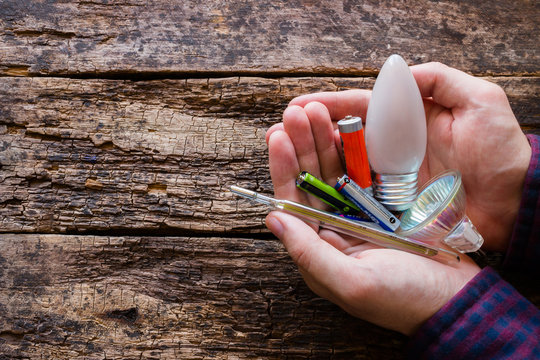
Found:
0,1 -> 538,359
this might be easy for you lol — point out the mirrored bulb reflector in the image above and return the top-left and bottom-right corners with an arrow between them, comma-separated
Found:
397,170 -> 483,253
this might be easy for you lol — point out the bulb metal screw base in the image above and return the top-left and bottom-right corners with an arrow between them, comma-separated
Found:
373,172 -> 418,211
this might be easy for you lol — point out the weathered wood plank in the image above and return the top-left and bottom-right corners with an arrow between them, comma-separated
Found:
0,0 -> 538,76
1,76 -> 538,234
0,233 -> 409,359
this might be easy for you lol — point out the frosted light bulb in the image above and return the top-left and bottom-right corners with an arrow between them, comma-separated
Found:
365,54 -> 427,211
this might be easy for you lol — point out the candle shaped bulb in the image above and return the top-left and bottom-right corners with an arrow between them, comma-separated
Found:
365,54 -> 427,211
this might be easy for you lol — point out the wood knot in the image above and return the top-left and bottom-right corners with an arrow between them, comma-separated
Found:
85,178 -> 104,190
148,183 -> 167,195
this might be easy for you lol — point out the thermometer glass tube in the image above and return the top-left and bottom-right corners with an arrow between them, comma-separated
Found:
230,185 -> 460,265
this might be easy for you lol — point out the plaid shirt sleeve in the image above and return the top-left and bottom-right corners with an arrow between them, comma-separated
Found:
407,134 -> 540,359
406,267 -> 540,359
504,134 -> 540,272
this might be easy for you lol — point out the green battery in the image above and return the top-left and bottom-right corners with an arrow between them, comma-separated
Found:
296,171 -> 361,215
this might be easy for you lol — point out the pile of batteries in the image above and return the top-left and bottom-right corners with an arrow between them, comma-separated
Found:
295,115 -> 401,233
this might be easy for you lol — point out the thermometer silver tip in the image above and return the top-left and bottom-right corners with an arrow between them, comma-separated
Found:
230,186 -> 274,206
230,185 -> 256,199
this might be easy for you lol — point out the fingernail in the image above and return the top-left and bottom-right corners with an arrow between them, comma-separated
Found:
266,214 -> 284,238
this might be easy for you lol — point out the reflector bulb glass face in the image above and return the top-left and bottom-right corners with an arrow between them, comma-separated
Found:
399,175 -> 455,231
365,54 -> 427,174
397,170 -> 484,253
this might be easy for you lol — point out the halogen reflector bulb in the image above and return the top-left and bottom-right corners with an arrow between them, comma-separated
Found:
365,54 -> 427,211
397,170 -> 484,253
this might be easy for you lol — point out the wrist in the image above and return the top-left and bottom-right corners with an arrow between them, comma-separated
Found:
407,266 -> 540,359
504,134 -> 540,271
473,131 -> 532,252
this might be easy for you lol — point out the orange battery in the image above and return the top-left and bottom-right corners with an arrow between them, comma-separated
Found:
337,116 -> 373,194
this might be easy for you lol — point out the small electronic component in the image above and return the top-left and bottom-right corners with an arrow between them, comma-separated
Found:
296,171 -> 361,215
336,175 -> 400,232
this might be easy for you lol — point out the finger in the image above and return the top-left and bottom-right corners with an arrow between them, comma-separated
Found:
265,122 -> 284,145
417,98 -> 456,184
267,130 -> 304,203
265,211 -> 356,289
411,62 -> 496,110
268,130 -> 321,231
282,105 -> 322,178
334,128 -> 345,164
289,89 -> 371,121
303,101 -> 345,184
318,228 -> 367,252
425,104 -> 455,163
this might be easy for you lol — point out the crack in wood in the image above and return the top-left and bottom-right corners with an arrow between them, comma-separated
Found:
102,307 -> 139,324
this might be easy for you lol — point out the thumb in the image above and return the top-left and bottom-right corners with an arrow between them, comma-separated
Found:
265,211 -> 352,287
410,62 -> 500,110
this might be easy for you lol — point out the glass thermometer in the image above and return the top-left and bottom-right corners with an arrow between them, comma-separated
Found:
230,185 -> 460,265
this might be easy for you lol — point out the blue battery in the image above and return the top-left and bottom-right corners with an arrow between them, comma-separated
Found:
335,175 -> 400,232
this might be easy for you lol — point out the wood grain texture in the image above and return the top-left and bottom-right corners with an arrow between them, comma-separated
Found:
1,2 -> 539,357
0,0 -> 538,77
0,233 -> 409,359
1,76 -> 538,234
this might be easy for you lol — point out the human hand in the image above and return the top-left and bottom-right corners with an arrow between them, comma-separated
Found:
264,103 -> 481,335
266,210 -> 480,335
264,62 -> 530,334
268,62 -> 531,252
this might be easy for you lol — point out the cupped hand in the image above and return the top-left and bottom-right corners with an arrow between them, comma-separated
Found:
265,115 -> 480,335
268,62 -> 531,252
264,62 -> 531,334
